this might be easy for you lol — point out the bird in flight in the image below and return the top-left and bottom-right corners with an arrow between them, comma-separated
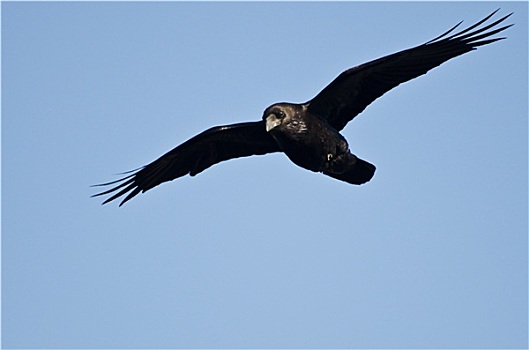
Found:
93,10 -> 512,206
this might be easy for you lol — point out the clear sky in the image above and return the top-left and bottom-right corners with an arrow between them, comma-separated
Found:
2,2 -> 527,348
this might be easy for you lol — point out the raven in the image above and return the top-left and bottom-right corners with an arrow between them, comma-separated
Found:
93,10 -> 512,206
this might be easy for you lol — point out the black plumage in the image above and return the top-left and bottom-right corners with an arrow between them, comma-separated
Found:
93,10 -> 512,206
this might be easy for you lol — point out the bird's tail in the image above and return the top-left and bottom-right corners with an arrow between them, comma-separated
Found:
323,157 -> 376,185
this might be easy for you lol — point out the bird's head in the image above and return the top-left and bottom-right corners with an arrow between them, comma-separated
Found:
263,103 -> 304,132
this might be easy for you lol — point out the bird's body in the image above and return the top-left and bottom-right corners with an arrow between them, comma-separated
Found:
263,103 -> 375,184
265,104 -> 327,172
93,10 -> 512,206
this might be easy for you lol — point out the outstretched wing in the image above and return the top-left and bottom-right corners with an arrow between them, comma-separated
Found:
92,121 -> 280,206
306,10 -> 513,131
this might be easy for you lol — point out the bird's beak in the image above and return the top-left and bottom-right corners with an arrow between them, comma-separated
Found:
265,114 -> 282,132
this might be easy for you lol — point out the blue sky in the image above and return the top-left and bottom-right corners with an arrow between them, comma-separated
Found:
2,2 -> 527,348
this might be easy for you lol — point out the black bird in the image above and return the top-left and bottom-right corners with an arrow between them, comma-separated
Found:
93,10 -> 512,206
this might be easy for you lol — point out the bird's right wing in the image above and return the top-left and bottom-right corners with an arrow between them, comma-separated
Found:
306,10 -> 513,131
92,121 -> 280,206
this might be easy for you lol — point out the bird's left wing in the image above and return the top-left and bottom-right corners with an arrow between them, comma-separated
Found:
306,10 -> 512,131
92,121 -> 280,206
